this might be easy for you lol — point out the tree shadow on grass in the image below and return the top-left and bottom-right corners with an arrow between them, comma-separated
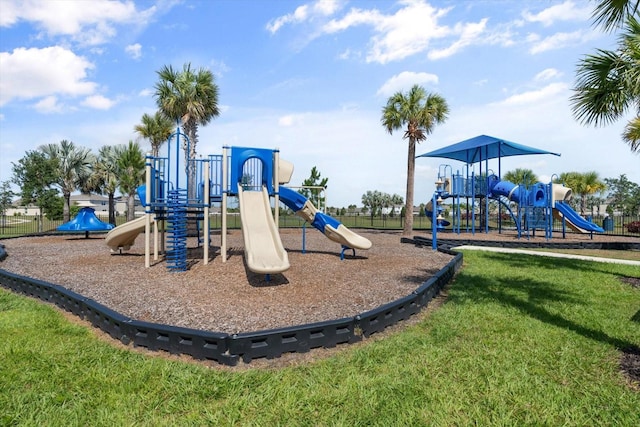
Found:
450,259 -> 638,352
466,252 -> 640,296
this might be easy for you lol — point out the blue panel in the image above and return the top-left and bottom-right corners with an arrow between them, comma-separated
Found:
230,147 -> 274,194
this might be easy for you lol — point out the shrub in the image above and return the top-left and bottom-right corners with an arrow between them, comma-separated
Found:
626,221 -> 640,233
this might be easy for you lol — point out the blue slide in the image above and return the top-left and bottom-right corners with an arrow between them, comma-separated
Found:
278,187 -> 372,250
554,201 -> 604,233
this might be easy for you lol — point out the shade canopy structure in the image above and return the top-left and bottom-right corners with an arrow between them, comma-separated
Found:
417,134 -> 561,165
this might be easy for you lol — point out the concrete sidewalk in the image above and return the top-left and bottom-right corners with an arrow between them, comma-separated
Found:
453,245 -> 640,266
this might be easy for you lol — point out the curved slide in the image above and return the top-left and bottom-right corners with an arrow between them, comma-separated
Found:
238,185 -> 290,274
278,187 -> 372,250
424,200 -> 451,229
554,201 -> 604,233
105,216 -> 147,252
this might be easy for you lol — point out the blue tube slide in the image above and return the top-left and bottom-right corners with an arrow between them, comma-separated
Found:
487,175 -> 521,203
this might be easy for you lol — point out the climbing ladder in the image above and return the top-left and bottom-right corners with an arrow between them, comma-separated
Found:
166,188 -> 188,272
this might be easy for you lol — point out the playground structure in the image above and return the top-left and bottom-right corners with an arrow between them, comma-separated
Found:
105,128 -> 371,274
419,135 -> 604,244
57,205 -> 115,238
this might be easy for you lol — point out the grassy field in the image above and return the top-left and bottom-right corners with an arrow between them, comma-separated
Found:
533,247 -> 640,261
1,250 -> 639,426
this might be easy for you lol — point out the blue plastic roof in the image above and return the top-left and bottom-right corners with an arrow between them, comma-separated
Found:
416,134 -> 561,164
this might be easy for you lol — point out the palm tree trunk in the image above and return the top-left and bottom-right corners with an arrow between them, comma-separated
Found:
403,138 -> 416,236
108,192 -> 116,225
127,194 -> 136,221
63,191 -> 71,223
183,120 -> 198,201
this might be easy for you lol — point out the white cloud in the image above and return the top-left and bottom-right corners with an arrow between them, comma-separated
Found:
428,18 -> 488,60
34,96 -> 64,114
0,0 -> 159,46
522,1 -> 591,26
125,43 -> 142,59
278,114 -> 305,127
377,71 -> 439,97
0,46 -> 96,106
138,88 -> 153,97
528,29 -> 593,54
267,4 -> 309,33
363,2 -> 452,64
534,68 -> 562,82
266,0 -> 342,33
82,94 -> 116,110
491,82 -> 568,107
320,1 -> 492,64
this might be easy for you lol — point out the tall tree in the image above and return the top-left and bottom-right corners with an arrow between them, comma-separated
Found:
299,166 -> 328,210
0,181 -> 15,230
361,190 -> 384,226
117,141 -> 146,221
11,151 -> 59,232
503,168 -> 539,187
575,171 -> 607,216
381,85 -> 449,236
134,111 -> 174,157
605,173 -> 640,215
571,2 -> 640,152
91,145 -> 121,225
154,63 -> 220,198
556,171 -> 606,215
389,193 -> 404,218
39,140 -> 94,223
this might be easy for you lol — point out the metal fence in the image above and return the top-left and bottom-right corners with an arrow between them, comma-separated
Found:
1,212 -> 639,238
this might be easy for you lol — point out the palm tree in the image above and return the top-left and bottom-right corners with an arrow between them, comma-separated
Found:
556,171 -> 606,215
381,85 -> 449,236
574,171 -> 607,216
154,63 -> 220,198
91,145 -> 121,225
503,168 -> 539,187
39,140 -> 95,222
571,4 -> 640,153
117,141 -> 145,221
592,0 -> 639,31
134,111 -> 174,157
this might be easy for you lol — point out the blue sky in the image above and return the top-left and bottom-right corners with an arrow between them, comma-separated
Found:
1,0 -> 638,208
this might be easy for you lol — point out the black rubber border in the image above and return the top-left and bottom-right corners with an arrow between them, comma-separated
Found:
0,238 -> 462,366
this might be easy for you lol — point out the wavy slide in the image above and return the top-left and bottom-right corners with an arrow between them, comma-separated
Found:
238,185 -> 290,275
278,187 -> 372,250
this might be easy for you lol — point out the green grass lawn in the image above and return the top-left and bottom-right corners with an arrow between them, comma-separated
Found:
1,251 -> 639,426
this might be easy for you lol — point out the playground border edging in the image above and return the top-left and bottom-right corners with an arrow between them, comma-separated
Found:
0,240 -> 463,366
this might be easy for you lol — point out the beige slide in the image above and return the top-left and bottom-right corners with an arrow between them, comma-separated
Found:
324,223 -> 372,250
105,216 -> 147,252
238,184 -> 290,274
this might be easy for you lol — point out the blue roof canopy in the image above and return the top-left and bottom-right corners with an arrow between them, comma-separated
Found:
417,134 -> 560,164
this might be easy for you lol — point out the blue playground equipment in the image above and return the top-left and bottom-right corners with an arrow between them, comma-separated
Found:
106,127 -> 371,274
57,207 -> 114,238
417,135 -> 604,249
